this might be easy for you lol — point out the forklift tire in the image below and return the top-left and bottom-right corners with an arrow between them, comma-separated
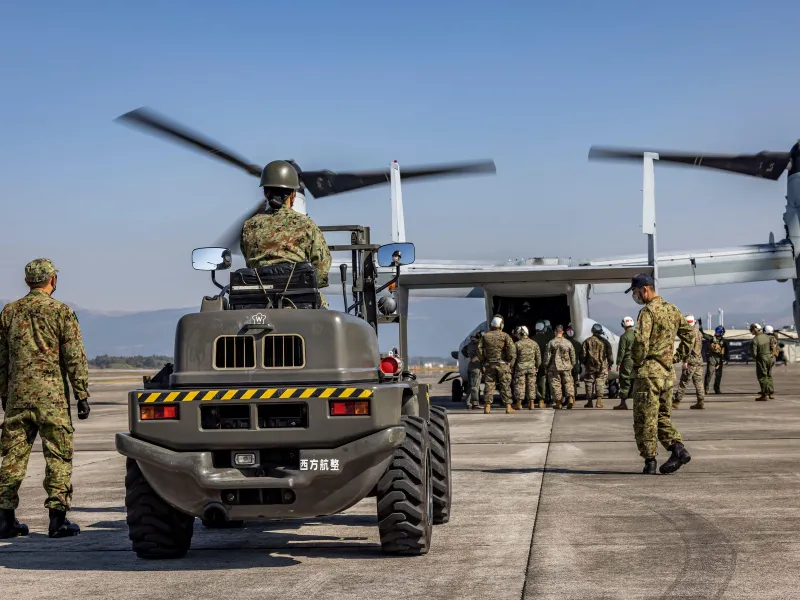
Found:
125,458 -> 195,559
451,379 -> 462,403
428,406 -> 452,525
376,415 -> 433,555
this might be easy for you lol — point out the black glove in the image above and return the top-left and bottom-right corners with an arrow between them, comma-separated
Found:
77,398 -> 90,420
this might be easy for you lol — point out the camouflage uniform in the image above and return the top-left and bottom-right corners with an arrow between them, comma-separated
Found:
0,260 -> 89,512
702,333 -> 727,394
461,338 -> 482,408
512,337 -> 541,408
478,329 -> 516,408
582,335 -> 610,406
567,335 -> 583,398
544,337 -> 576,408
750,332 -> 774,400
240,205 -> 333,306
616,328 -> 635,400
631,296 -> 694,458
673,329 -> 705,408
768,334 -> 779,367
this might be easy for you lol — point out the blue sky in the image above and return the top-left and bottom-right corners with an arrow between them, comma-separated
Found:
1,0 -> 799,321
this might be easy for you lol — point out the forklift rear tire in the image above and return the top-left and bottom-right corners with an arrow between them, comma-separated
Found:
451,379 -> 462,403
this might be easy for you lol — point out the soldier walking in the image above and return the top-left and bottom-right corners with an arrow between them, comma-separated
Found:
613,317 -> 635,410
673,314 -> 705,410
701,325 -> 728,394
625,273 -> 695,475
750,323 -> 774,401
478,316 -> 517,414
765,325 -> 780,376
512,326 -> 541,410
0,259 -> 90,539
532,321 -> 553,406
544,325 -> 576,409
582,324 -> 611,408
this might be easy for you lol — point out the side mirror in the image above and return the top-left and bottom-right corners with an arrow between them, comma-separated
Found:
192,247 -> 232,271
377,242 -> 415,267
450,351 -> 459,360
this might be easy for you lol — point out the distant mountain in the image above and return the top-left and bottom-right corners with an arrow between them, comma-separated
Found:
1,286 -> 791,359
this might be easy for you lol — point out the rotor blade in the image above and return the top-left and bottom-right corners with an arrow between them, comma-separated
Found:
213,200 -> 264,253
115,107 -> 263,177
300,160 -> 496,198
589,146 -> 791,181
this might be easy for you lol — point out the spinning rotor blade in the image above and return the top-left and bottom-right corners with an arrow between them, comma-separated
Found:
115,107 -> 263,177
213,200 -> 264,253
589,146 -> 791,181
300,160 -> 497,198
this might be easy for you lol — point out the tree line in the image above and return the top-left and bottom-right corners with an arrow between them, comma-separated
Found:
89,355 -> 173,369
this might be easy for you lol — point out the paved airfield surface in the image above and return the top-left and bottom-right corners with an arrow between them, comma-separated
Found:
2,365 -> 800,599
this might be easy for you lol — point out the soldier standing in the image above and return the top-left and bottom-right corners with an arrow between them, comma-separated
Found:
701,325 -> 728,394
749,323 -> 774,401
625,273 -> 694,475
532,321 -> 552,406
0,259 -> 90,539
565,326 -> 583,405
613,317 -> 636,410
477,316 -> 517,414
460,332 -> 483,409
765,325 -> 780,376
544,325 -> 576,409
512,326 -> 541,410
673,314 -> 705,410
582,324 -> 611,408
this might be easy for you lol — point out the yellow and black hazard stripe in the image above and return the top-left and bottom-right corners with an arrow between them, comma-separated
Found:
136,387 -> 374,403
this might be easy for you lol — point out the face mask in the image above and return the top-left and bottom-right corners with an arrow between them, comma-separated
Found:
632,289 -> 645,305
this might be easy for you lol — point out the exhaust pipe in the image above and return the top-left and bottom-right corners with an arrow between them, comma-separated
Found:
202,502 -> 229,523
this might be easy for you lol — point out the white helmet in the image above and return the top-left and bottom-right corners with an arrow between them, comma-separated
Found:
490,316 -> 503,329
685,314 -> 695,325
519,325 -> 529,336
622,316 -> 634,328
765,325 -> 774,334
751,322 -> 762,332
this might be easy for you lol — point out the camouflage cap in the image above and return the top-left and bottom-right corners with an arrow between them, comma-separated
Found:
24,258 -> 58,283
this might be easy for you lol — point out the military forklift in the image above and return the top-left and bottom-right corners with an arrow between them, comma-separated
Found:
115,225 -> 452,559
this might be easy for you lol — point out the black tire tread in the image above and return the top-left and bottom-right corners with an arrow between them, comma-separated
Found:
428,405 -> 452,524
376,416 -> 432,555
125,458 -> 195,559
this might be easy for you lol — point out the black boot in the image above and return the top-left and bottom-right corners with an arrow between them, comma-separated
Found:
659,442 -> 691,474
0,509 -> 29,539
48,508 -> 80,538
642,457 -> 657,474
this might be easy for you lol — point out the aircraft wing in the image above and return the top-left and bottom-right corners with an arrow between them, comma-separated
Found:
588,242 -> 796,293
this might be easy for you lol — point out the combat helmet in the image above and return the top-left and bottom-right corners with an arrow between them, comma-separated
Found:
260,160 -> 300,210
591,323 -> 603,335
534,321 -> 545,333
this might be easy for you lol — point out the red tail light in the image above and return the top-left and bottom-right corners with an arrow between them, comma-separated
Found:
140,405 -> 179,420
330,401 -> 370,416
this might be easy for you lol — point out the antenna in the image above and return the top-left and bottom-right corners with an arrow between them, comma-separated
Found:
390,161 -> 406,243
642,152 -> 659,289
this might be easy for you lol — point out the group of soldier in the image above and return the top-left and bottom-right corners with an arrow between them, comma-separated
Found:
462,318 -> 629,412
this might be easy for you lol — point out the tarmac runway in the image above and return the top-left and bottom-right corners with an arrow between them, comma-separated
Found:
1,364 -> 799,599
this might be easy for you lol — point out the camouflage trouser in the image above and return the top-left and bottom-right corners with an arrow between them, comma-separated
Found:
756,357 -> 774,395
0,404 -> 74,511
483,363 -> 512,405
548,369 -> 574,403
674,362 -> 704,403
618,362 -> 634,399
584,369 -> 607,399
632,376 -> 682,458
513,365 -> 537,403
704,356 -> 723,392
467,368 -> 481,407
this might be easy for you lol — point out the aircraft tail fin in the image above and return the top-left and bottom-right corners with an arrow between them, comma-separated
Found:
390,161 -> 406,242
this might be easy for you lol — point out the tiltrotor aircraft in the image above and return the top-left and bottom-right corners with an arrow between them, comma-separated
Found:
116,109 -> 800,398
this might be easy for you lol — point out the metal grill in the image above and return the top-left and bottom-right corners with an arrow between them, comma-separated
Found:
214,335 -> 256,369
263,334 -> 305,369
